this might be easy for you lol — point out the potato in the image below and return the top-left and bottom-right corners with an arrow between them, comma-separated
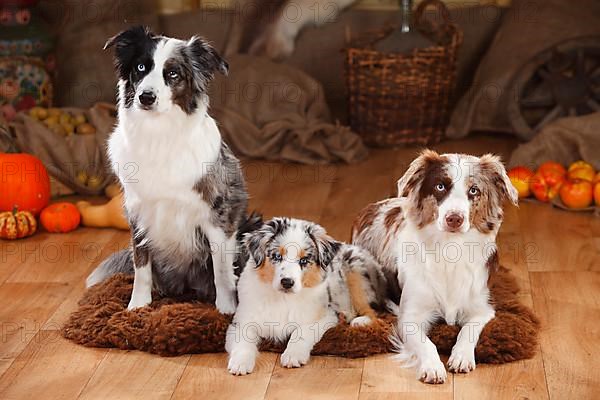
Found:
61,122 -> 75,135
29,107 -> 48,120
87,175 -> 102,189
59,113 -> 72,125
73,114 -> 86,125
48,108 -> 61,117
38,108 -> 49,120
75,170 -> 88,185
43,116 -> 59,126
76,123 -> 96,135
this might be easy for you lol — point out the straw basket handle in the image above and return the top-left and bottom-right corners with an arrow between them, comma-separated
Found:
412,0 -> 454,44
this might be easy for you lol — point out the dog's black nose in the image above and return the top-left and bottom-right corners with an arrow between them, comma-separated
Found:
280,278 -> 295,290
139,91 -> 156,106
445,213 -> 464,230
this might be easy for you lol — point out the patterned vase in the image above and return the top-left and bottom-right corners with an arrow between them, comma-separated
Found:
0,0 -> 54,120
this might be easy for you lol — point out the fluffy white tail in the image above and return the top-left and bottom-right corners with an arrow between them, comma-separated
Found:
388,316 -> 418,368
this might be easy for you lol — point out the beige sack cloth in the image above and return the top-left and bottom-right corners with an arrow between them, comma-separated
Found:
209,55 -> 368,164
10,103 -> 116,195
509,112 -> 600,170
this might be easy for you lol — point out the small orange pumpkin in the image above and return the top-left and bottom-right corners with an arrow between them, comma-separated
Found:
40,202 -> 81,233
0,208 -> 37,239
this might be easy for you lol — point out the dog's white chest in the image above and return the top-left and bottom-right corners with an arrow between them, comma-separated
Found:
236,272 -> 329,341
108,114 -> 221,259
425,259 -> 480,324
396,225 -> 493,325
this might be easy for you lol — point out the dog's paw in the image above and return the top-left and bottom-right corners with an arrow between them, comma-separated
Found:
448,346 -> 476,373
216,294 -> 237,315
227,352 -> 256,376
280,344 -> 310,368
350,315 -> 372,327
417,358 -> 447,384
127,293 -> 151,311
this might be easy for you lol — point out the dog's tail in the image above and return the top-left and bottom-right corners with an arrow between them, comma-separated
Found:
85,212 -> 262,288
389,324 -> 419,368
86,248 -> 134,288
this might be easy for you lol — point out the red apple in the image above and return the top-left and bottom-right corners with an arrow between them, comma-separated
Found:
530,172 -> 563,202
560,179 -> 593,209
538,161 -> 567,188
508,166 -> 534,198
568,160 -> 595,182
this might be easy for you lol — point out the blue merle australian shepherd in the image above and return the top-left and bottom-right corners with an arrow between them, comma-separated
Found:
86,26 -> 259,313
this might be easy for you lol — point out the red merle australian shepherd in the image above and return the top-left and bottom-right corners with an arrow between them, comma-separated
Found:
352,150 -> 518,384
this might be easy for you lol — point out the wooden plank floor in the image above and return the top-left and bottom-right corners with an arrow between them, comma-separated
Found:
1,134 -> 598,400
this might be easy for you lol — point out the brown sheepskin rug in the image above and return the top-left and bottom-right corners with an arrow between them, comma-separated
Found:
62,266 -> 539,363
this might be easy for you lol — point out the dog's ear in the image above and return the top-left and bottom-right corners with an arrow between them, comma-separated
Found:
244,218 -> 288,267
244,230 -> 267,268
396,149 -> 440,197
104,26 -> 155,79
306,224 -> 340,269
479,154 -> 519,206
187,36 -> 229,79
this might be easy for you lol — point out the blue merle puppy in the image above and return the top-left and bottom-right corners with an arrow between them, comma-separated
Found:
226,217 -> 389,375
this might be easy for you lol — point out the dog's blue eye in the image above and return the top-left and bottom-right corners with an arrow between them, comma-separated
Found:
137,64 -> 145,72
435,183 -> 445,191
299,257 -> 309,267
271,252 -> 282,262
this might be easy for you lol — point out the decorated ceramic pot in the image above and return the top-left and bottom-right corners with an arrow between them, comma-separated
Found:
0,0 -> 54,120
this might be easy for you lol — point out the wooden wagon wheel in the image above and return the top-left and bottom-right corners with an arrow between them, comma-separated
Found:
507,36 -> 600,140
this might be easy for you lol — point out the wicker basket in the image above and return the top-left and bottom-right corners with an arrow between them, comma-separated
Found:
345,0 -> 462,147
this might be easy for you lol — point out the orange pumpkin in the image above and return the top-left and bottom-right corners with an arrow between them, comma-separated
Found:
0,153 -> 51,216
0,208 -> 37,239
40,202 -> 81,233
